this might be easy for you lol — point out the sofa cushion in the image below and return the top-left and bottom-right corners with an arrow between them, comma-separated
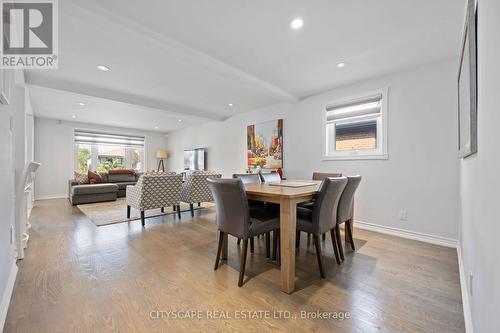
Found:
108,169 -> 135,174
72,183 -> 119,195
108,173 -> 136,183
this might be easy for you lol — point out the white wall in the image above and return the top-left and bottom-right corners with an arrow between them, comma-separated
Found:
459,0 -> 500,332
0,69 -> 27,330
34,118 -> 168,199
167,59 -> 459,240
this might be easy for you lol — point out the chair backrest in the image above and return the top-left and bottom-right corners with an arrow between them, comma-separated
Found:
207,178 -> 250,238
137,173 -> 183,209
233,173 -> 262,184
312,177 -> 348,234
312,172 -> 342,180
182,171 -> 222,202
260,172 -> 281,183
337,175 -> 362,223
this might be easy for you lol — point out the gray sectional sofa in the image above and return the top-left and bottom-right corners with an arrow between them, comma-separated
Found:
69,172 -> 142,205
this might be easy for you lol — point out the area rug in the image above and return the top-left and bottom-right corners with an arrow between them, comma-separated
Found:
77,198 -> 214,227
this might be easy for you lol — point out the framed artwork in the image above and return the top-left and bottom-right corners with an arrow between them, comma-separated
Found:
458,0 -> 477,158
247,119 -> 283,169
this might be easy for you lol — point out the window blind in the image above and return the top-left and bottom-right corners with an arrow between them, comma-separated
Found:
326,94 -> 382,121
74,130 -> 145,148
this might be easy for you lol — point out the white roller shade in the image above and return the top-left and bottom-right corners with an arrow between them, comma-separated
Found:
74,130 -> 145,148
326,94 -> 382,121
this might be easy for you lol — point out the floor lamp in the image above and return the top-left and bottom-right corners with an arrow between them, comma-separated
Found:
156,150 -> 168,172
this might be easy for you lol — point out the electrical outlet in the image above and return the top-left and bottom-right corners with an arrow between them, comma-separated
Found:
398,210 -> 408,221
469,272 -> 474,296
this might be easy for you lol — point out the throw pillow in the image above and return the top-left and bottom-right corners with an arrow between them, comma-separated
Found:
108,169 -> 135,175
88,170 -> 102,184
74,171 -> 89,184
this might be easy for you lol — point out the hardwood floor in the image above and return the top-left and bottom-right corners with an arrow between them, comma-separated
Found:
5,199 -> 465,332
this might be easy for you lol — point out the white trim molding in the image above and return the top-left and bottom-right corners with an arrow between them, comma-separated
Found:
353,220 -> 458,248
0,261 -> 18,331
457,245 -> 474,333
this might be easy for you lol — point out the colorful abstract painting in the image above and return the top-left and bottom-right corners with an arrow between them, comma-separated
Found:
247,119 -> 283,169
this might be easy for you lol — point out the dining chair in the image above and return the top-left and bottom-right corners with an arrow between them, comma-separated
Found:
208,178 -> 280,287
259,172 -> 281,183
302,172 -> 343,240
233,173 -> 266,248
296,177 -> 347,277
335,175 -> 362,261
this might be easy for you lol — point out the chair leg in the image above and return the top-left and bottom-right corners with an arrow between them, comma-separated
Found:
330,229 -> 341,264
238,239 -> 248,287
322,233 -> 326,241
276,230 -> 281,264
198,202 -> 201,207
127,205 -> 131,219
272,230 -> 278,260
237,238 -> 241,245
190,204 -> 194,217
335,224 -> 344,261
313,234 -> 325,278
295,230 -> 301,248
265,232 -> 270,258
250,237 -> 255,253
346,219 -> 355,251
160,207 -> 164,213
177,205 -> 181,219
214,231 -> 224,270
140,211 -> 145,226
173,205 -> 176,211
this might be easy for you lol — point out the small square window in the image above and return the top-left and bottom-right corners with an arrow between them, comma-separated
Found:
324,90 -> 387,160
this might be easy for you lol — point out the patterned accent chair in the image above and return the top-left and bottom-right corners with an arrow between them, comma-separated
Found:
181,171 -> 222,217
126,173 -> 183,226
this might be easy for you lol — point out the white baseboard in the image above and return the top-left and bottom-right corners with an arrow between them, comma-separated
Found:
457,245 -> 474,333
353,220 -> 458,248
0,261 -> 18,331
35,194 -> 68,201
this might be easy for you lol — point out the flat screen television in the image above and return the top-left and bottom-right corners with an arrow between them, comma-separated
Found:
183,148 -> 206,170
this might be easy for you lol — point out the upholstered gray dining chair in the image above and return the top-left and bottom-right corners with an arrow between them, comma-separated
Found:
296,177 -> 347,277
259,172 -> 281,183
335,175 -> 362,261
232,173 -> 262,184
301,171 -> 343,240
312,172 -> 342,180
208,178 -> 280,287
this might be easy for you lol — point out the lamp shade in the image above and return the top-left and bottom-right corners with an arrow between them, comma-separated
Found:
156,150 -> 169,159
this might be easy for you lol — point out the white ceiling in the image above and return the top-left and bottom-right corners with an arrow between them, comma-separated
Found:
27,0 -> 465,132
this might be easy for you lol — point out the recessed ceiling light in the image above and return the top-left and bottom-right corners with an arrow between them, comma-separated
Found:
78,102 -> 86,106
96,64 -> 110,71
337,62 -> 346,68
178,119 -> 182,122
71,115 -> 76,119
154,126 -> 159,130
228,103 -> 233,107
291,18 -> 304,30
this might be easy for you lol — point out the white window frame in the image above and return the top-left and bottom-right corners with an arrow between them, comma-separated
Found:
322,88 -> 388,161
72,127 -> 148,172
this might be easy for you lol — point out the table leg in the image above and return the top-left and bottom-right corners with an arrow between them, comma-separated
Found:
221,233 -> 228,260
280,198 -> 297,294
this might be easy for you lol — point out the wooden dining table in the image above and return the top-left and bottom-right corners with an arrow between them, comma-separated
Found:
220,179 -> 352,294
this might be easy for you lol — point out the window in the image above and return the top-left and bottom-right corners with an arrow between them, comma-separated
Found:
74,130 -> 146,172
324,90 -> 387,160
